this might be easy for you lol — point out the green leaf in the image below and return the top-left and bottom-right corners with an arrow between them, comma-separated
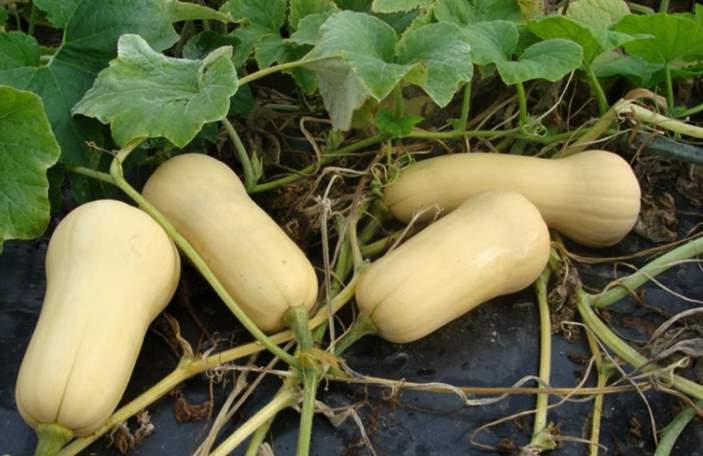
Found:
0,7 -> 7,29
165,0 -> 233,22
336,0 -> 373,11
566,0 -> 629,30
280,43 -> 318,93
220,0 -> 286,31
254,34 -> 286,68
183,31 -> 240,60
375,110 -> 423,138
306,58 -> 370,130
591,51 -> 662,86
372,0 -> 432,13
33,0 -> 81,28
0,86 -> 60,253
73,35 -> 238,148
496,38 -> 583,85
220,0 -> 287,67
397,22 -> 472,106
0,0 -> 216,166
615,13 -> 703,64
289,13 -> 331,45
311,11 -> 413,100
461,20 -> 518,66
529,16 -> 639,65
289,0 -> 338,29
0,31 -> 40,69
433,0 -> 523,25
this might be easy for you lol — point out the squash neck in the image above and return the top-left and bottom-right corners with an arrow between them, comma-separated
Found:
35,423 -> 74,456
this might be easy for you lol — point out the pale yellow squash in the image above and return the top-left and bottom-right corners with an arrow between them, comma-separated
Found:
15,200 -> 180,445
356,191 -> 550,343
142,153 -> 318,333
383,150 -> 641,247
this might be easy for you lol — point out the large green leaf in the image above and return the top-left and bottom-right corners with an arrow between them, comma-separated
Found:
310,11 -> 413,100
0,31 -> 40,69
289,0 -> 338,29
0,86 -> 60,253
306,58 -> 370,130
32,0 -> 81,28
565,0 -> 629,30
0,0 -> 229,166
615,13 -> 703,64
220,0 -> 287,67
591,51 -> 663,86
529,16 -> 639,65
397,22 -> 472,106
496,38 -> 583,85
461,20 -> 518,66
372,0 -> 432,13
289,13 -> 332,45
73,35 -> 238,148
433,0 -> 523,25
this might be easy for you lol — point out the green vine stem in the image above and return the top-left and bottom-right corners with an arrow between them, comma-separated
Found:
659,0 -> 670,13
108,145 -> 299,368
222,118 -> 257,191
251,134 -> 384,193
585,331 -> 613,456
555,107 -> 618,157
210,386 -> 297,456
393,85 -> 404,118
27,4 -> 37,36
614,100 -> 703,138
238,56 -> 337,86
516,82 -> 528,132
577,290 -> 703,401
585,64 -> 609,116
664,63 -> 674,114
653,401 -> 703,456
35,424 -> 73,456
58,276 -> 359,456
283,306 -> 318,456
590,235 -> 703,308
529,267 -> 555,450
458,80 -> 472,132
244,417 -> 274,456
334,312 -> 379,355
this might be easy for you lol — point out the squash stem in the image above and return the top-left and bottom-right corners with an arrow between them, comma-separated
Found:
393,85 -> 404,118
577,290 -> 703,401
296,370 -> 319,456
516,82 -> 528,132
334,312 -> 378,355
664,63 -> 675,115
458,80 -> 472,132
614,100 -> 703,139
585,331 -> 613,456
35,424 -> 73,456
222,118 -> 258,191
284,306 -> 315,352
244,417 -> 275,456
529,267 -> 555,451
653,400 -> 703,456
555,105 -> 618,157
590,235 -> 703,308
585,63 -> 608,116
210,386 -> 297,456
238,55 -> 337,86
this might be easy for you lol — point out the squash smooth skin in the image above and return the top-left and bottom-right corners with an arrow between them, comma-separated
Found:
383,150 -> 641,247
142,153 -> 318,333
16,200 -> 180,444
355,191 -> 551,344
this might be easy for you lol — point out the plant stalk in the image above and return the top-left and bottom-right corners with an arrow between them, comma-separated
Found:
664,62 -> 674,114
210,387 -> 297,456
238,56 -> 337,86
222,118 -> 257,191
35,424 -> 73,456
653,401 -> 703,456
590,235 -> 703,307
585,64 -> 608,115
516,82 -> 528,132
244,418 -> 274,456
530,268 -> 553,447
458,80 -> 472,131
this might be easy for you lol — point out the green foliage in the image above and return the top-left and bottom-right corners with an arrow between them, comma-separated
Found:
375,110 -> 423,137
0,31 -> 40,69
0,86 -> 60,253
73,35 -> 238,148
615,13 -> 703,64
372,0 -> 432,14
433,0 -> 524,25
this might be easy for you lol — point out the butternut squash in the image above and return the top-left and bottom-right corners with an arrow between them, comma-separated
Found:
355,191 -> 550,343
142,153 -> 318,333
383,150 -> 641,247
15,200 -> 180,453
